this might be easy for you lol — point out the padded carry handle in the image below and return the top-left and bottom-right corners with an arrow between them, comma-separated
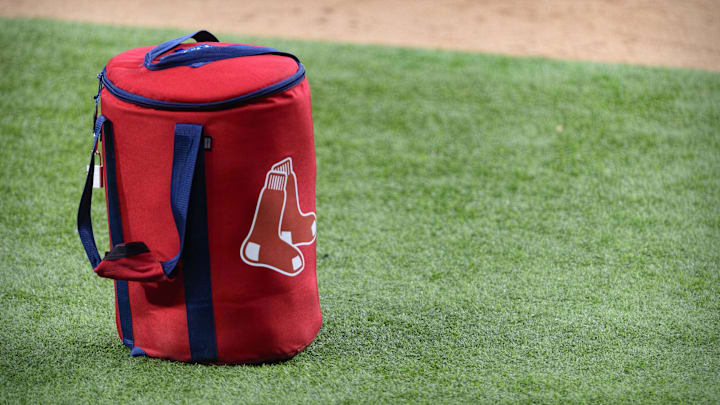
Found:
144,30 -> 218,69
144,30 -> 297,70
77,117 -> 204,281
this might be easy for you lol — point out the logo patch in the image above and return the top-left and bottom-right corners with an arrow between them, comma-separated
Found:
240,158 -> 316,276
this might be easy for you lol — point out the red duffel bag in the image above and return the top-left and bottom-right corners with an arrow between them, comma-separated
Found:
77,30 -> 322,363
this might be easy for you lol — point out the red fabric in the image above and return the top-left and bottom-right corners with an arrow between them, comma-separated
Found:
94,251 -> 165,281
100,49 -> 321,363
129,273 -> 192,362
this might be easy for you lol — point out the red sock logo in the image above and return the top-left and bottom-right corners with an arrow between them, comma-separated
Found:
240,158 -> 316,276
271,158 -> 317,246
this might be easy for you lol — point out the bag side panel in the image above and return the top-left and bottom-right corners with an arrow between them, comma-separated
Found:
101,91 -> 193,361
204,80 -> 322,363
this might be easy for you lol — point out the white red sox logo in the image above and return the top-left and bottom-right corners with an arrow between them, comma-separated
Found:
240,158 -> 316,276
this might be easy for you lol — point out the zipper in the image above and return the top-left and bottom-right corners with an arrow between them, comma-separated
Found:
98,62 -> 306,111
93,73 -> 103,125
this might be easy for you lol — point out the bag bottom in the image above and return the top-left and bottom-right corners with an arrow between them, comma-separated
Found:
121,322 -> 322,365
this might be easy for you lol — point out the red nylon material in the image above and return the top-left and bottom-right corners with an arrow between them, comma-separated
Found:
94,251 -> 165,282
100,62 -> 321,363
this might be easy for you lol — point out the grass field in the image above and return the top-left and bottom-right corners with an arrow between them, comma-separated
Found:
0,18 -> 719,404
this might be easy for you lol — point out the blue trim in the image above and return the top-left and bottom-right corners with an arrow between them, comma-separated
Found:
130,346 -> 147,357
99,61 -> 305,111
104,120 -> 135,349
182,144 -> 218,362
115,281 -> 134,348
103,120 -> 123,249
160,124 -> 203,276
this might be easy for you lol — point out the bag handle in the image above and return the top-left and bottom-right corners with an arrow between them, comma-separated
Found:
143,30 -> 218,69
144,30 -> 298,71
77,117 -> 204,281
77,115 -> 108,268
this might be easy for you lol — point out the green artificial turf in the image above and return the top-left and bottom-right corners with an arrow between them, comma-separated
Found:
1,18 -> 719,404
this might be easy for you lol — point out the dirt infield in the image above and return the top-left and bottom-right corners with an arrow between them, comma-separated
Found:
1,0 -> 719,71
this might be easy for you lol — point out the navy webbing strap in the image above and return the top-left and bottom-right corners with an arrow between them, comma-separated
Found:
77,115 -> 107,268
161,124 -> 203,276
181,144 -> 218,362
143,30 -> 298,71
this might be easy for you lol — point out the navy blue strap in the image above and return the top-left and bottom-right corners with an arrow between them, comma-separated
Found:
100,121 -> 135,349
160,123 -> 203,276
77,115 -> 107,268
181,144 -> 218,362
144,30 -> 298,70
77,118 -> 204,278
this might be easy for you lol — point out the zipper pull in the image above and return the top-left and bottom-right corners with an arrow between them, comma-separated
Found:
89,72 -> 104,188
93,72 -> 103,126
86,164 -> 104,188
